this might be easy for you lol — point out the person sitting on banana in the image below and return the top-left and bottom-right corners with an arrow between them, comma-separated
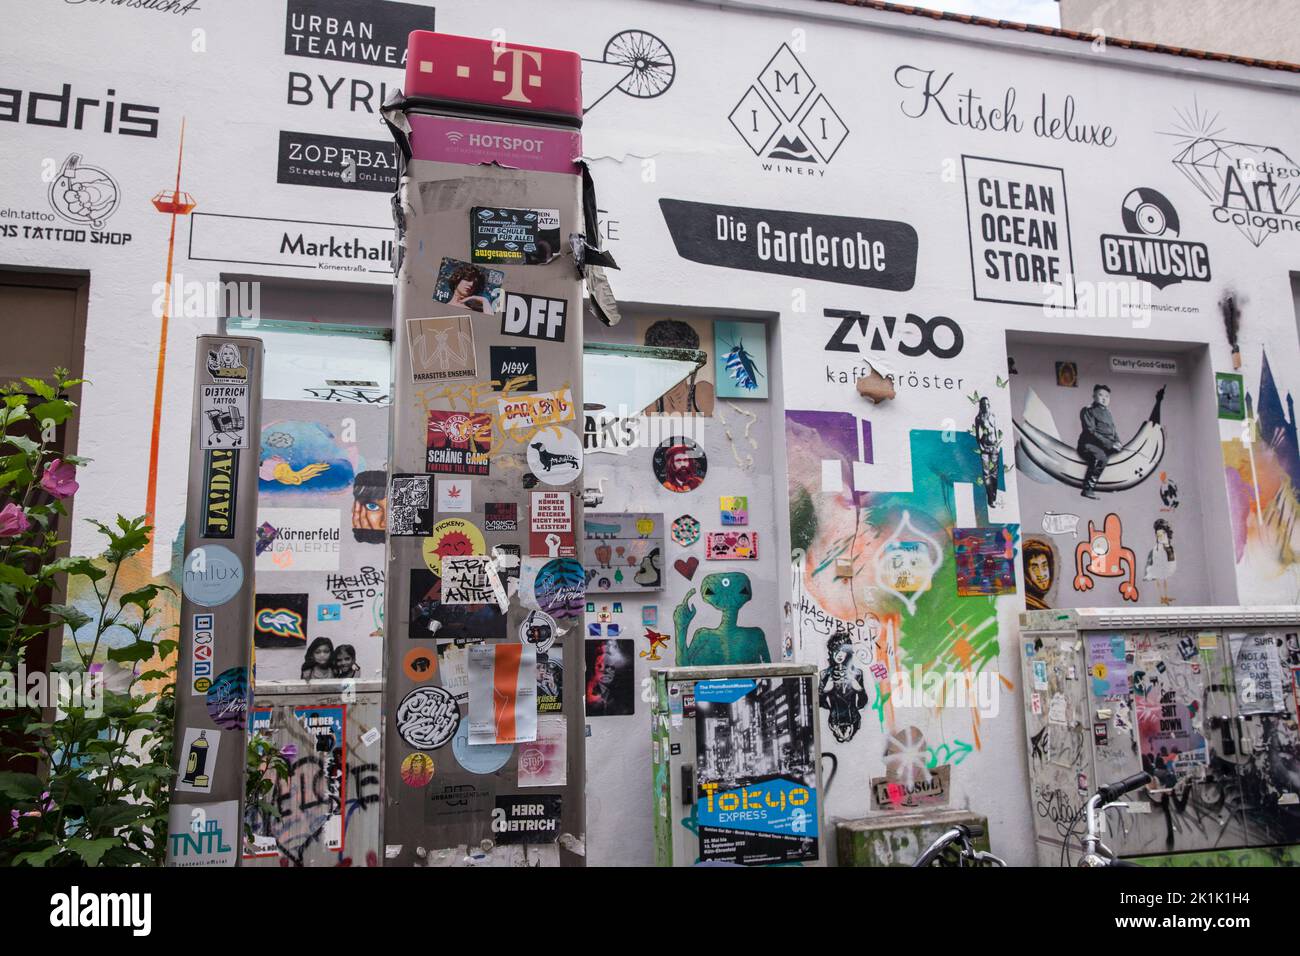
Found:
1077,384 -> 1121,500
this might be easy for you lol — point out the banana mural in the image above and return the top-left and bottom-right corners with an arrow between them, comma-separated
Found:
1014,386 -> 1166,493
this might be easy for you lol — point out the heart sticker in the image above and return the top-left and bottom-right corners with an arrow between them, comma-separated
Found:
673,556 -> 700,581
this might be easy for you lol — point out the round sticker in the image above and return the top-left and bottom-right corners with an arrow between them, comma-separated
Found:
183,545 -> 245,607
533,558 -> 586,622
396,685 -> 460,751
653,436 -> 707,493
400,752 -> 436,788
422,518 -> 486,575
519,609 -> 557,654
450,722 -> 513,775
403,647 -> 438,682
670,514 -> 701,546
206,666 -> 250,732
525,428 -> 584,486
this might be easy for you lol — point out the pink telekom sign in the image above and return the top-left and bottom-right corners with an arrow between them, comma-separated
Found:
408,114 -> 581,175
404,31 -> 583,119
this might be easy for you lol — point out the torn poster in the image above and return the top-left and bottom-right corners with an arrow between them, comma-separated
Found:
468,643 -> 538,745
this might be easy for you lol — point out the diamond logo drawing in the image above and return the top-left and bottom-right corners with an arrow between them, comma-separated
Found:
799,94 -> 849,164
728,43 -> 849,167
1170,137 -> 1300,247
757,44 -> 815,120
729,86 -> 780,156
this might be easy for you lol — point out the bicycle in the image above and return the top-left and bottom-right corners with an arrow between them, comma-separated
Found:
1064,771 -> 1152,867
912,822 -> 1006,867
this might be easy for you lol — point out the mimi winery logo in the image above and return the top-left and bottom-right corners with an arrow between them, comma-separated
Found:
729,43 -> 849,175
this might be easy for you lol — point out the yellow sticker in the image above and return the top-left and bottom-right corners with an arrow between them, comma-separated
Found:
422,518 -> 486,575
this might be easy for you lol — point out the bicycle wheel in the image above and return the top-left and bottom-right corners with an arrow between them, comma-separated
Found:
603,30 -> 675,99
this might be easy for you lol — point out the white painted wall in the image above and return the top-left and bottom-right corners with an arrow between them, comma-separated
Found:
4,0 -> 1300,865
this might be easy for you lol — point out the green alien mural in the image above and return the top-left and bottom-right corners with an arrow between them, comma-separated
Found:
673,572 -> 770,665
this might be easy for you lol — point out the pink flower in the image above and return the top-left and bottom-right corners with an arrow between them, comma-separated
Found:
40,459 -> 78,499
0,502 -> 31,537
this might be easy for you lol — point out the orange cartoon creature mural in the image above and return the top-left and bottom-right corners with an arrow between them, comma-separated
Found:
1073,513 -> 1139,602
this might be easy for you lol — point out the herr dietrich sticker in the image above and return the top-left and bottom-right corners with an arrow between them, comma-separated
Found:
1099,187 -> 1210,289
659,199 -> 917,291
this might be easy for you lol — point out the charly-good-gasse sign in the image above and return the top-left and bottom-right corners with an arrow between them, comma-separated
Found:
659,199 -> 917,291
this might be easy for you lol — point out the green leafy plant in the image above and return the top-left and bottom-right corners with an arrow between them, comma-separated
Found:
0,370 -> 177,866
245,728 -> 290,851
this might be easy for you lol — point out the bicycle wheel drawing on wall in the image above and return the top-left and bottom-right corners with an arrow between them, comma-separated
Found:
584,30 -> 676,113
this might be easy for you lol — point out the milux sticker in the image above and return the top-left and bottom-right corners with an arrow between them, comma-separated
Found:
427,410 -> 491,476
470,206 -> 561,265
202,448 -> 238,539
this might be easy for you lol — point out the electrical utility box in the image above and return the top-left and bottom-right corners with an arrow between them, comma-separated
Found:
651,665 -> 826,867
1020,607 -> 1300,866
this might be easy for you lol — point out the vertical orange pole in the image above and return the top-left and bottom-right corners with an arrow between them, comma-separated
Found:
143,119 -> 186,562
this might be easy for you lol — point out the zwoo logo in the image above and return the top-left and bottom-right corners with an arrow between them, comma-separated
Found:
824,308 -> 964,359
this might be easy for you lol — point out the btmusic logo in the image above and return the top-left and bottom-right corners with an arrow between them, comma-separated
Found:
728,43 -> 849,176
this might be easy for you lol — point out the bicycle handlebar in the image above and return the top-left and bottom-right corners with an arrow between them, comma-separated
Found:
1097,771 -> 1151,803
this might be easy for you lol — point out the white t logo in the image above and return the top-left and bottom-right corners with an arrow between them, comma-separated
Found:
493,47 -> 542,103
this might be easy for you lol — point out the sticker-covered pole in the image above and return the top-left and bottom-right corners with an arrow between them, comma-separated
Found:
166,335 -> 262,867
380,31 -> 588,866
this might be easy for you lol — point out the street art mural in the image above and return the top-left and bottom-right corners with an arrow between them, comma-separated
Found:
1223,351 -> 1300,604
788,413 -> 1010,787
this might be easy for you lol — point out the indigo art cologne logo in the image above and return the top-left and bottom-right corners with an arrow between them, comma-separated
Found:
728,43 -> 849,176
1099,187 -> 1210,289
